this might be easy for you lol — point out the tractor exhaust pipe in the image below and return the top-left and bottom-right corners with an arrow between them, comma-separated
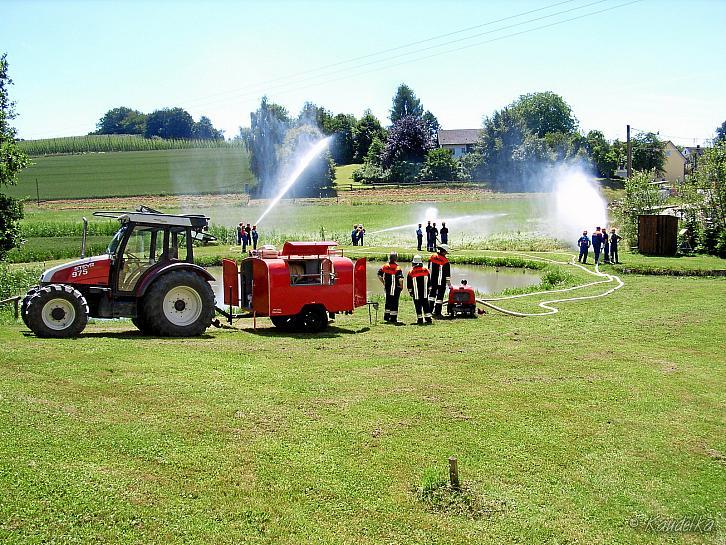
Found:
81,217 -> 88,258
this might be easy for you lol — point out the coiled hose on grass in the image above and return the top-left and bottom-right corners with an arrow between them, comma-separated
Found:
476,253 -> 624,317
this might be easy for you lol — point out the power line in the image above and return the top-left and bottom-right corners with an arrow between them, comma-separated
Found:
180,0 -> 583,107
184,0 -> 618,111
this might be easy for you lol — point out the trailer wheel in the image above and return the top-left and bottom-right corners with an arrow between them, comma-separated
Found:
21,286 -> 39,329
295,307 -> 328,333
25,285 -> 89,338
141,271 -> 215,337
270,316 -> 297,332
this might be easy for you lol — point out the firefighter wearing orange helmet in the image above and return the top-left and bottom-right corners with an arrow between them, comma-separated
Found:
407,254 -> 432,325
428,243 -> 451,317
378,252 -> 403,324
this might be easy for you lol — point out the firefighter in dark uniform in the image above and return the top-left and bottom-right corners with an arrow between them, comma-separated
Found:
378,252 -> 403,324
428,243 -> 451,317
425,221 -> 433,251
407,254 -> 432,325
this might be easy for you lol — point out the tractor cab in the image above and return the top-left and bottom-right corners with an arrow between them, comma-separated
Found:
23,206 -> 217,338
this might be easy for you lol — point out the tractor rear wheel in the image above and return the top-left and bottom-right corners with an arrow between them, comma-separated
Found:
141,271 -> 214,337
295,307 -> 328,333
270,316 -> 297,332
21,286 -> 39,329
25,284 -> 89,338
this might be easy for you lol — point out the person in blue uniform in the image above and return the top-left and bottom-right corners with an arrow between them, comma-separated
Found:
351,224 -> 359,246
602,230 -> 610,264
425,221 -> 433,252
440,222 -> 449,244
591,227 -> 603,265
251,225 -> 259,250
577,230 -> 590,264
416,224 -> 423,251
378,252 -> 403,324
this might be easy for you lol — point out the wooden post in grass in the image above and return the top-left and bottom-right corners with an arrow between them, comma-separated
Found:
448,456 -> 460,489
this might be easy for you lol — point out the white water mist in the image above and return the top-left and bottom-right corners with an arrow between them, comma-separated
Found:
255,136 -> 331,226
547,164 -> 608,242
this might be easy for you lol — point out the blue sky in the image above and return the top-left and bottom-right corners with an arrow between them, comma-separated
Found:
3,0 -> 725,145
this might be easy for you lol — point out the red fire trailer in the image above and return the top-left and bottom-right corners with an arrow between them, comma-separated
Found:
221,241 -> 367,332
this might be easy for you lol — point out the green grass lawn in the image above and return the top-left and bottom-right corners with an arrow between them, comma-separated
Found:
1,267 -> 724,544
333,163 -> 364,189
6,148 -> 253,200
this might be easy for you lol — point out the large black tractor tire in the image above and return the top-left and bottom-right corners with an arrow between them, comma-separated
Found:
20,286 -> 40,329
141,271 -> 215,337
270,316 -> 297,332
25,284 -> 89,338
295,307 -> 329,333
131,314 -> 154,335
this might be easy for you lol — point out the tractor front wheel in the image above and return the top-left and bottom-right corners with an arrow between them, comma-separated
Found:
141,271 -> 215,337
25,285 -> 89,338
21,286 -> 40,329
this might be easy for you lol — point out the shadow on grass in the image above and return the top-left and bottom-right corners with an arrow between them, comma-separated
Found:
244,325 -> 371,339
20,330 -> 217,340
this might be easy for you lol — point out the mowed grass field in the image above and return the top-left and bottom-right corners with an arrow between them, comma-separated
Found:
6,148 -> 253,200
1,264 -> 724,544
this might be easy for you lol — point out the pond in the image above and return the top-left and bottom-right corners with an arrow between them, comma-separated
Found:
207,262 -> 540,303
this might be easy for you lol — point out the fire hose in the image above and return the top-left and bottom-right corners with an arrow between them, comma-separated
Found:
475,253 -> 624,317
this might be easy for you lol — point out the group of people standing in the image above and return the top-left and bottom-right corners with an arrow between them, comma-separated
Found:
350,224 -> 366,246
416,221 -> 449,252
237,222 -> 259,251
377,244 -> 451,325
577,227 -> 622,265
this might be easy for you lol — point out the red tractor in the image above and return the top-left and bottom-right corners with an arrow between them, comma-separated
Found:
221,241 -> 367,332
447,280 -> 477,318
21,207 -> 217,338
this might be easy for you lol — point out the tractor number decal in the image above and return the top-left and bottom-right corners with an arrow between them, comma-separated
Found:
71,263 -> 95,278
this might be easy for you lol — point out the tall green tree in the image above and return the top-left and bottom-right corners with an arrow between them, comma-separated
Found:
631,132 -> 665,174
94,106 -> 146,135
422,110 -> 440,142
422,148 -> 458,181
586,130 -> 621,178
390,83 -> 423,123
0,54 -> 29,260
144,107 -> 195,139
246,96 -> 290,193
352,110 -> 385,163
512,91 -> 578,137
326,113 -> 357,165
192,116 -> 224,140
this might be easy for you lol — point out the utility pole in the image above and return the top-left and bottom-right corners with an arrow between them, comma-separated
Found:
35,178 -> 40,205
626,124 -> 632,179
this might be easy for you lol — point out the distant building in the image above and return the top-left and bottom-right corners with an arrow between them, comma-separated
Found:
661,140 -> 687,184
437,129 -> 482,157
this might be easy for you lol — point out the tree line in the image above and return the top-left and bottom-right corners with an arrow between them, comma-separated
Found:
93,106 -> 224,140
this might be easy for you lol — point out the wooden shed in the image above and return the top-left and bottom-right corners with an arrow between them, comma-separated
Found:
638,215 -> 678,256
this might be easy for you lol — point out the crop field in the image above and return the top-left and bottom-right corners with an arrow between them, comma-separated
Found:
17,135 -> 245,157
6,148 -> 253,201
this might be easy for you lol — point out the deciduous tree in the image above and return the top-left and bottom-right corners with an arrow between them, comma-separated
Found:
0,53 -> 28,260
352,110 -> 385,163
246,97 -> 290,193
94,106 -> 146,135
144,107 -> 195,139
381,115 -> 433,168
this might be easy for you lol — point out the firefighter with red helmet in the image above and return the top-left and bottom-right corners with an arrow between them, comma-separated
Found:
407,254 -> 432,325
378,252 -> 403,324
428,243 -> 451,317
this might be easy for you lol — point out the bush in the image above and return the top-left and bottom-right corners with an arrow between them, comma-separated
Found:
388,161 -> 423,183
421,148 -> 458,181
0,263 -> 42,321
352,163 -> 385,184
